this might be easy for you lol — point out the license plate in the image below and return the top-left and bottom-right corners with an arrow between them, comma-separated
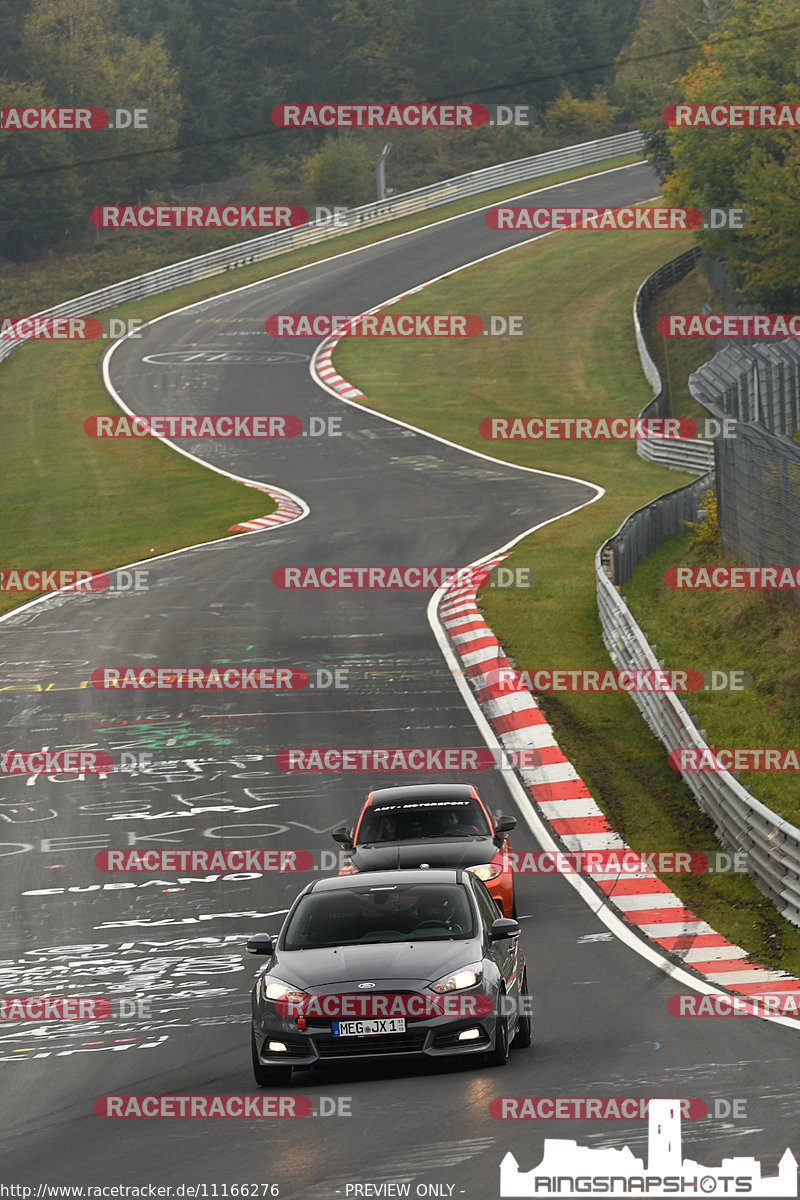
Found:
333,1018 -> 406,1037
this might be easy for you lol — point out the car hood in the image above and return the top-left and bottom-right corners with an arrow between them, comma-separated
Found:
274,939 -> 480,990
348,838 -> 498,872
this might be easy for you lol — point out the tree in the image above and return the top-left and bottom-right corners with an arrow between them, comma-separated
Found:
302,134 -> 375,207
613,0 -> 736,178
543,89 -> 617,140
23,0 -> 182,201
0,75 -> 84,260
662,0 -> 800,307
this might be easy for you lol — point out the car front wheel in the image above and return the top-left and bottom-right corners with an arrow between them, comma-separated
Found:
512,970 -> 532,1048
486,1005 -> 510,1066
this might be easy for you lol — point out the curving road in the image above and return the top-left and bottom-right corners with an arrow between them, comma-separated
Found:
2,163 -> 798,1195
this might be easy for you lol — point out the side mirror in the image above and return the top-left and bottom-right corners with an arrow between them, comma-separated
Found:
493,815 -> 516,846
491,917 -> 520,942
494,816 -> 516,833
331,824 -> 354,847
246,934 -> 274,955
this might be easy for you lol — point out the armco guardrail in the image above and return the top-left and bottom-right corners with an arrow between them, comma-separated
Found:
0,130 -> 643,368
596,255 -> 800,928
596,546 -> 800,925
634,245 -> 714,473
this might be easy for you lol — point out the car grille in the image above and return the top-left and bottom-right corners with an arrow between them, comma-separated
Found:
313,1032 -> 428,1058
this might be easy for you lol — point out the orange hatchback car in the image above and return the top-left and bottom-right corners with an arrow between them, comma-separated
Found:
332,783 -> 517,917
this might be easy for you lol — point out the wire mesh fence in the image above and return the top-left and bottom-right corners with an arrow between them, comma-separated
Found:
596,255 -> 800,928
689,341 -> 800,563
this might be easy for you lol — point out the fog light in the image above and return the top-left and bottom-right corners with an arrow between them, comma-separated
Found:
267,1040 -> 288,1052
457,1028 -> 481,1041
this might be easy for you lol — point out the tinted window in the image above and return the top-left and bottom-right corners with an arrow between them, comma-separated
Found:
282,883 -> 475,949
471,875 -> 501,932
357,798 -> 491,843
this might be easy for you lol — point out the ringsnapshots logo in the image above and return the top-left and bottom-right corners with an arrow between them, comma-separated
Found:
265,313 -> 528,337
498,1098 -> 797,1197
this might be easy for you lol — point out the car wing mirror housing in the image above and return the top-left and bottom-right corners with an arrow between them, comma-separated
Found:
491,917 -> 520,941
246,933 -> 275,955
494,815 -> 517,833
331,824 -> 354,847
493,814 -> 516,846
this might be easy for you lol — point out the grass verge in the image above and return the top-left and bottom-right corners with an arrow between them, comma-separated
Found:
334,221 -> 800,973
623,532 -> 800,826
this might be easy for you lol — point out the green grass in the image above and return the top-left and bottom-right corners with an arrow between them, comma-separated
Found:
334,218 -> 800,973
0,151 -> 640,618
0,329 -> 272,617
623,533 -> 800,825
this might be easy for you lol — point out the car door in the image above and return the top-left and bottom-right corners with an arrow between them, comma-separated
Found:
470,873 -> 520,1006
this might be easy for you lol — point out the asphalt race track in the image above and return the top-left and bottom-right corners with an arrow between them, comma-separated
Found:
1,163 -> 798,1194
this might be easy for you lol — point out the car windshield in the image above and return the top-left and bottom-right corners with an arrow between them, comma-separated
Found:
357,798 -> 492,843
283,883 -> 475,949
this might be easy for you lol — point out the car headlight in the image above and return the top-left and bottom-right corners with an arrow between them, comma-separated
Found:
467,863 -> 501,882
430,962 -> 483,993
262,976 -> 306,1006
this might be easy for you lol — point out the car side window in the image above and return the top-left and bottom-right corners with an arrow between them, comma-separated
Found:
471,875 -> 500,932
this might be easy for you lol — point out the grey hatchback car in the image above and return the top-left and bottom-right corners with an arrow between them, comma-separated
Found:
247,867 -> 531,1086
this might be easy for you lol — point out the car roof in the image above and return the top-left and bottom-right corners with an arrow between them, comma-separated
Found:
306,867 -> 467,893
368,783 -> 477,808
